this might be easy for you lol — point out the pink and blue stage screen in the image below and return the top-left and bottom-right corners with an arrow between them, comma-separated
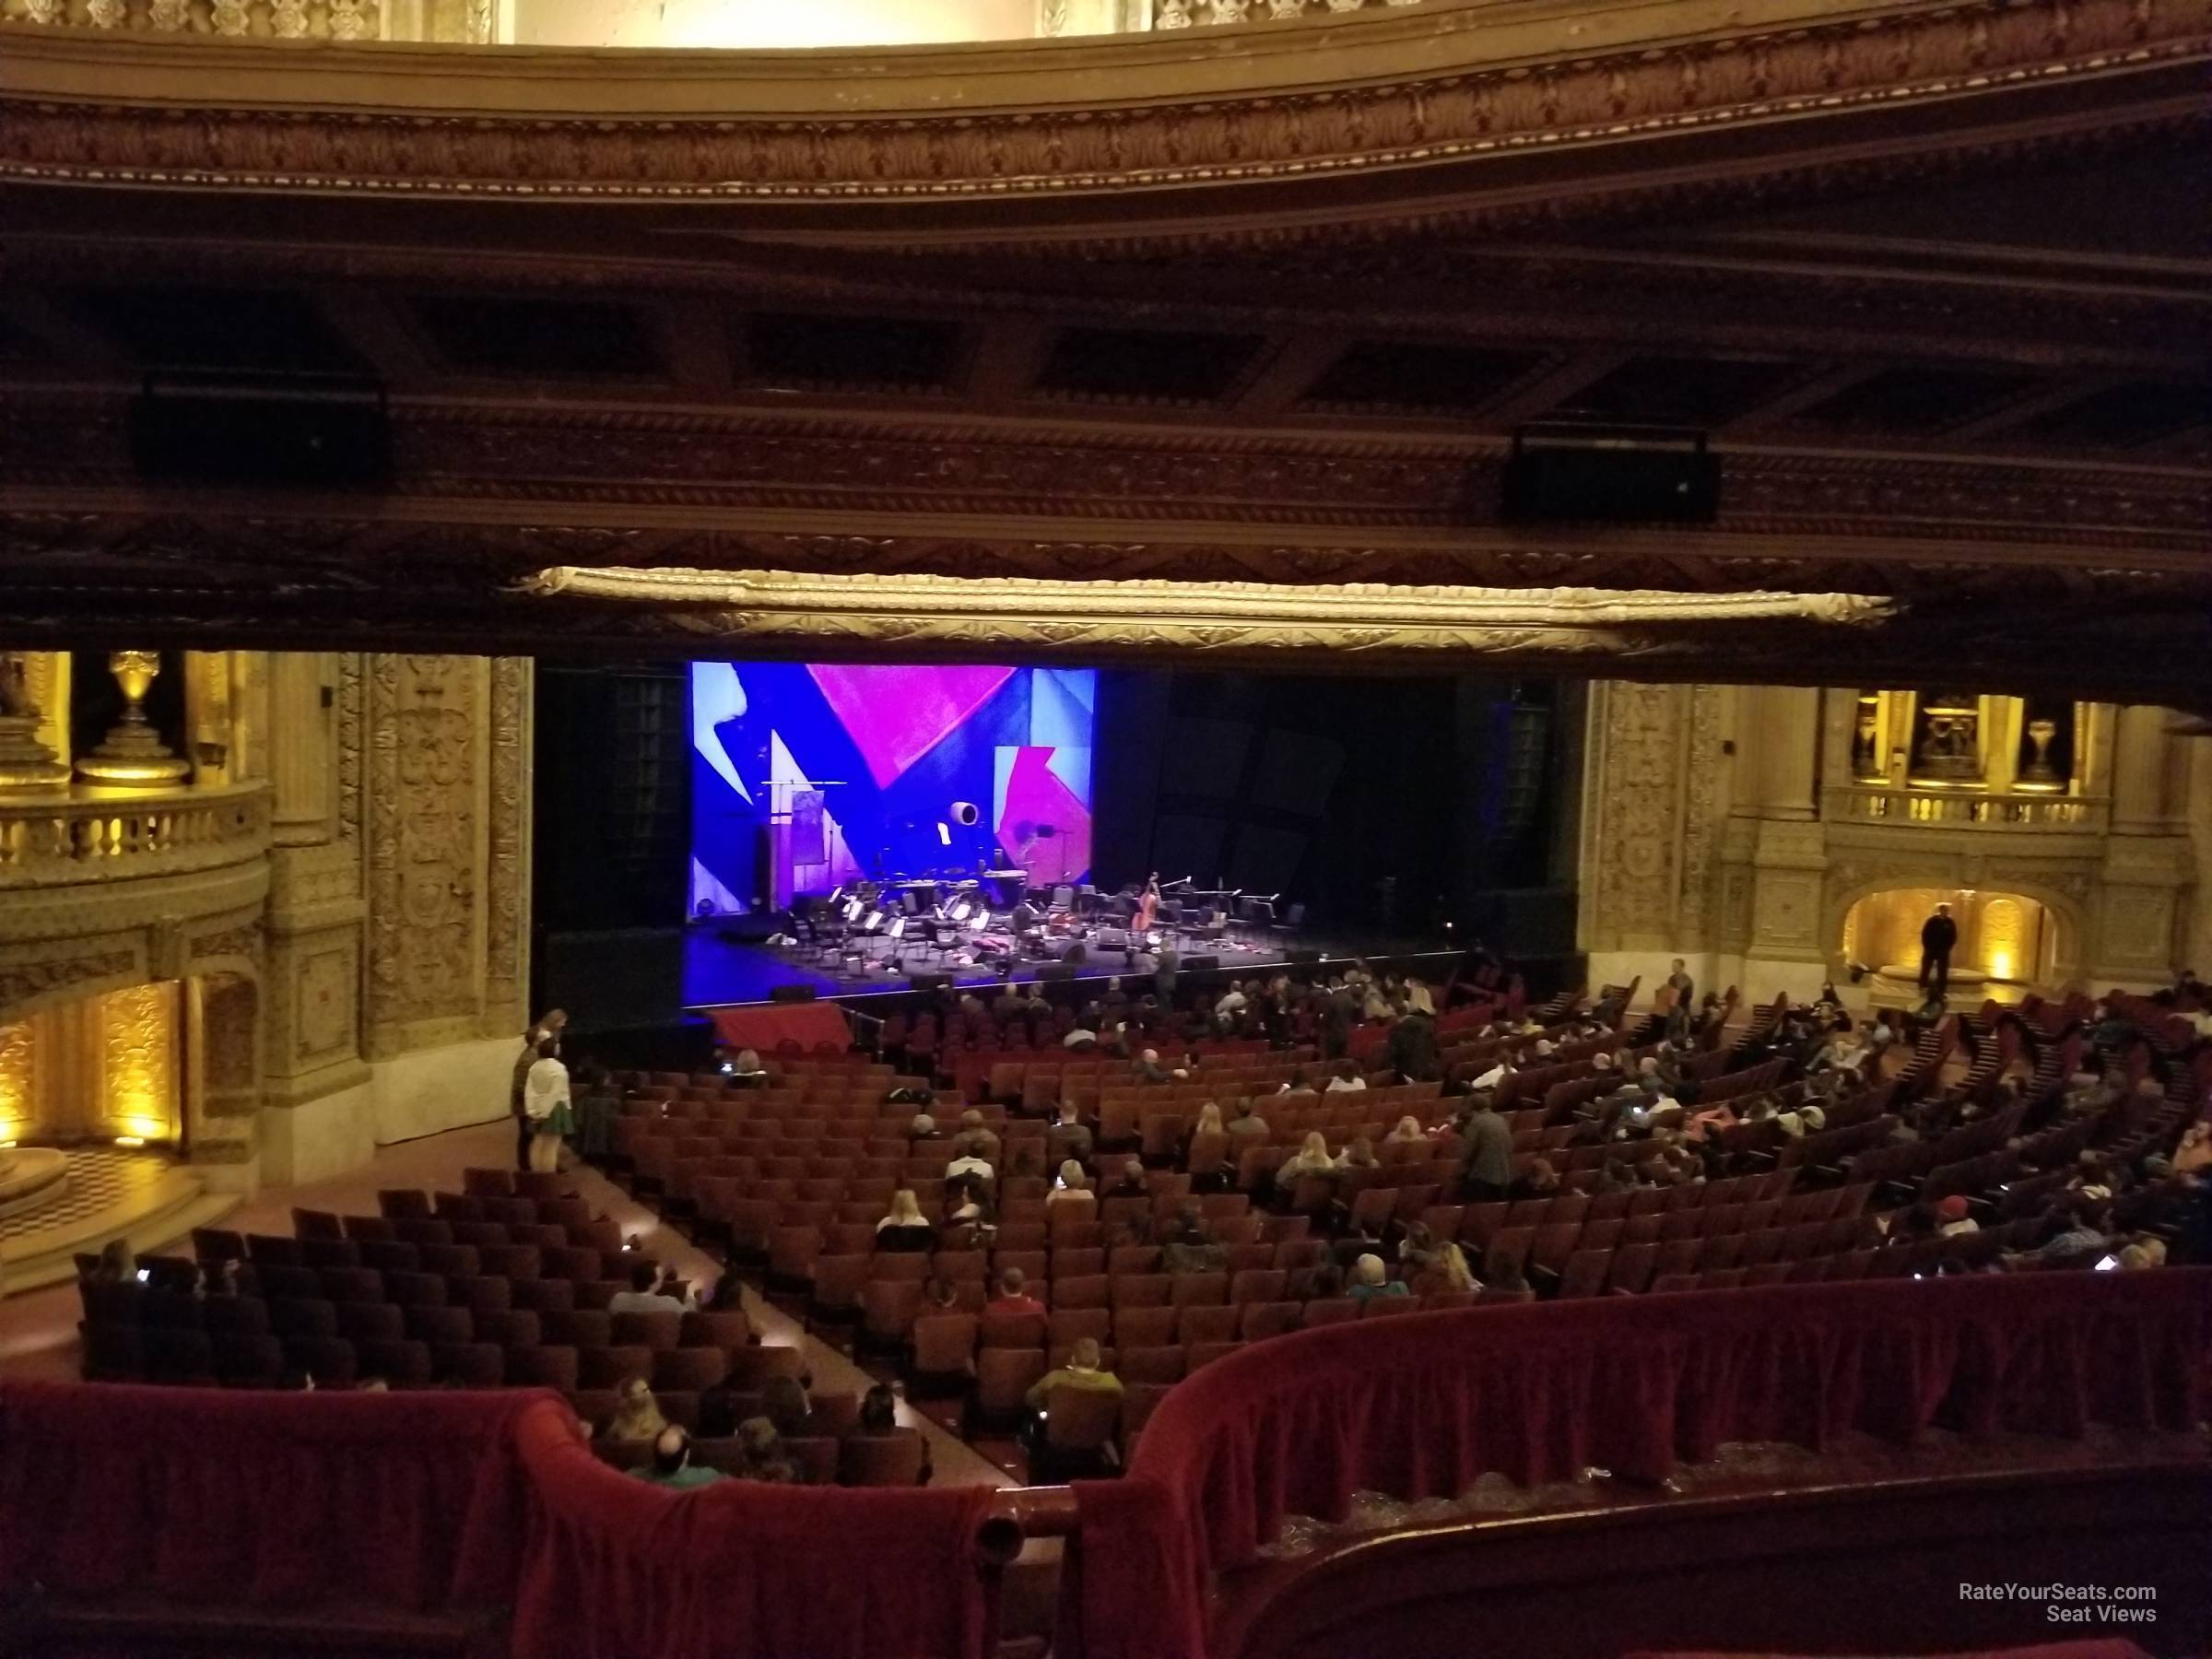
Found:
689,662 -> 1096,912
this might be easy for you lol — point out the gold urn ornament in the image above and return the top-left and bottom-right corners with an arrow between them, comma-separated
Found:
0,653 -> 70,794
76,650 -> 192,788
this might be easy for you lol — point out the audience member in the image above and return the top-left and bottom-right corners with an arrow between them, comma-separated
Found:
876,1189 -> 939,1252
1347,1253 -> 1408,1304
602,1376 -> 669,1445
1023,1337 -> 1123,1412
949,1109 -> 1002,1165
986,1268 -> 1046,1317
1226,1097 -> 1271,1142
1324,1060 -> 1368,1093
733,1417 -> 799,1484
609,1258 -> 692,1314
1458,1094 -> 1513,1202
759,1375 -> 813,1439
633,1425 -> 724,1490
1048,1160 -> 1097,1216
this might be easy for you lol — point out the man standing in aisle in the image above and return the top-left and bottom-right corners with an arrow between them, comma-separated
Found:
510,1008 -> 567,1172
1918,902 -> 1958,1001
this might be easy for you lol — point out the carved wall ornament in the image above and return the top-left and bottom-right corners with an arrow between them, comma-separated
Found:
364,653 -> 481,1048
527,566 -> 1894,652
188,919 -> 263,968
1,0 -> 2205,206
0,947 -> 137,1020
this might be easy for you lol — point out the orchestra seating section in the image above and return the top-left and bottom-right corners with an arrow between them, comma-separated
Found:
66,971 -> 2207,1486
598,978 -> 2207,1461
69,1168 -> 930,1487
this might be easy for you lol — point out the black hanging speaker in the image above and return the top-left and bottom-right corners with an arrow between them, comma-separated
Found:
908,972 -> 953,992
130,371 -> 392,490
1501,424 -> 1718,524
1182,955 -> 1221,973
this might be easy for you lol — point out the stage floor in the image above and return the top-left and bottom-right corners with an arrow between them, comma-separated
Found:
680,924 -> 1450,1011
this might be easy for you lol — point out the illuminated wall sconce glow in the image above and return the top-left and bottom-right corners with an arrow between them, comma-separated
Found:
113,1135 -> 146,1147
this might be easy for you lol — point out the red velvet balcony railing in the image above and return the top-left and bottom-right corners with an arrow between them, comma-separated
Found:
2,1271 -> 2205,1659
1068,1272 -> 2211,1659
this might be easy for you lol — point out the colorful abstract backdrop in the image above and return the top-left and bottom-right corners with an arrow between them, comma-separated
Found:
689,662 -> 1095,911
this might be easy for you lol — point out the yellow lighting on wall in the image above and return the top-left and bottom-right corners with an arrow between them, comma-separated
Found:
99,982 -> 179,1145
113,1135 -> 146,1147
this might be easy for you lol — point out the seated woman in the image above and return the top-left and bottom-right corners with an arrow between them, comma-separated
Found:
1046,1159 -> 1098,1217
1277,1131 -> 1340,1183
732,1417 -> 799,1484
1181,1100 -> 1226,1161
728,1047 -> 769,1088
1337,1135 -> 1380,1173
1385,1114 -> 1427,1145
601,1374 -> 669,1446
875,1189 -> 939,1253
847,1384 -> 935,1484
1346,1253 -> 1409,1305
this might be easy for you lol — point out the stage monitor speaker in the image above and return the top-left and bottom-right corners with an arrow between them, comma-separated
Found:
908,971 -> 953,992
768,983 -> 818,1003
1037,962 -> 1077,982
538,927 -> 682,1035
1182,955 -> 1220,972
1502,424 -> 1718,524
130,373 -> 392,490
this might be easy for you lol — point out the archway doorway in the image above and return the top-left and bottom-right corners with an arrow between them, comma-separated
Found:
1841,887 -> 2060,1004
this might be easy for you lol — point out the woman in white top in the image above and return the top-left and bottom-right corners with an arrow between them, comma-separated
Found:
524,1039 -> 573,1174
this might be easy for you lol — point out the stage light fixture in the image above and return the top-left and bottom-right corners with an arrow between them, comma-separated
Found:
950,802 -> 981,827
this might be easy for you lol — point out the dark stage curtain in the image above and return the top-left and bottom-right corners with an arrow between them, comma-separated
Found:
1074,1273 -> 2210,1659
0,1380 -> 535,1614
509,1397 -> 998,1659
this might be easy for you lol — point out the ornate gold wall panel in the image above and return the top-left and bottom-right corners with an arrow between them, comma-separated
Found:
98,979 -> 177,1141
0,1017 -> 35,1142
360,653 -> 530,1059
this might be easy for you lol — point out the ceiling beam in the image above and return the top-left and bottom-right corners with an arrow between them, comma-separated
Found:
1722,362 -> 1886,437
1479,351 -> 1631,428
1943,371 -> 2127,441
314,287 -> 435,382
1230,332 -> 1352,419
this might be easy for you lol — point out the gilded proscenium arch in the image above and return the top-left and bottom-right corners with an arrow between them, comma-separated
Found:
2,0 -> 2207,221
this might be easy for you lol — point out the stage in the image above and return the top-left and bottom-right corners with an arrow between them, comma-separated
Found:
679,921 -> 1460,1013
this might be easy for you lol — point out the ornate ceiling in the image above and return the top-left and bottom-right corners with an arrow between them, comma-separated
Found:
1,0 -> 2207,702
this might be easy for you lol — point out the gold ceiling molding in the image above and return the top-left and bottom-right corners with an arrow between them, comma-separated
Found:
524,565 -> 1892,656
2,0 -> 2206,204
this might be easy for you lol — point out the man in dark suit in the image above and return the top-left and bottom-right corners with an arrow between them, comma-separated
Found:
1919,903 -> 1958,999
